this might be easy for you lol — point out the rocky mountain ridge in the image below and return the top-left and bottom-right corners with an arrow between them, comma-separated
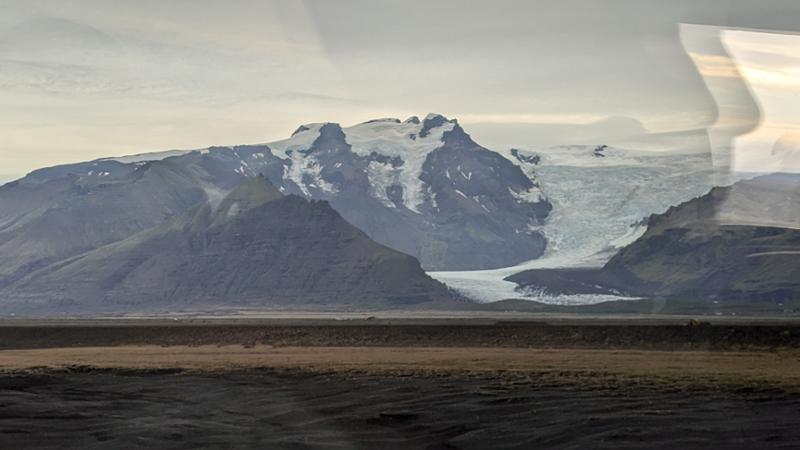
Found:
2,177 -> 457,314
1,114 -> 551,272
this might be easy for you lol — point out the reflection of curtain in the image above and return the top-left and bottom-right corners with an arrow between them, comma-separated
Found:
682,24 -> 800,231
680,24 -> 761,188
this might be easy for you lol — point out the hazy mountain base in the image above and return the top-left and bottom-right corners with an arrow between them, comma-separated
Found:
485,297 -> 800,316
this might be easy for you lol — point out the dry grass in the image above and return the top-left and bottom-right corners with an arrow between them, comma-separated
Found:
2,345 -> 800,389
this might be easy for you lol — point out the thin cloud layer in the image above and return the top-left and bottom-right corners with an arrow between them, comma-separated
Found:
0,0 -> 799,179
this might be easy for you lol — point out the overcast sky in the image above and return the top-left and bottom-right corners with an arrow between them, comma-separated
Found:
1,0 -> 799,181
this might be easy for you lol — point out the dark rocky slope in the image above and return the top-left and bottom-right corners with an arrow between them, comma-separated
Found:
4,177 -> 457,314
0,152 -> 246,287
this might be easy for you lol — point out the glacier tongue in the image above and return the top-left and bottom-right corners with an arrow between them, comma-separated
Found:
429,145 -> 718,304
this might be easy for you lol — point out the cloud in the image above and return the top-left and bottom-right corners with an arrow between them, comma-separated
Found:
1,0 -> 799,177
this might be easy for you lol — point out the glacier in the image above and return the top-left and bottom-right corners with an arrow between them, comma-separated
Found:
429,145 -> 718,304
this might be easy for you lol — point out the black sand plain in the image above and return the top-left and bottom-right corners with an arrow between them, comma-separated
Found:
0,316 -> 799,449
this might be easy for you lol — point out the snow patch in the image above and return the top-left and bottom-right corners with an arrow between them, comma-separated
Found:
226,202 -> 240,219
283,156 -> 336,197
260,115 -> 455,212
267,123 -> 338,196
508,186 -> 543,204
343,118 -> 454,213
267,123 -> 325,160
366,160 -> 401,208
201,183 -> 227,209
101,149 -> 192,164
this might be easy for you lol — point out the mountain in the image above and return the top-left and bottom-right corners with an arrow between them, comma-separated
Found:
3,177 -> 457,314
0,114 -> 551,273
1,113 -> 727,308
507,174 -> 800,303
257,114 -> 551,270
430,144 -> 716,303
0,152 -> 245,287
501,144 -> 717,263
772,132 -> 800,173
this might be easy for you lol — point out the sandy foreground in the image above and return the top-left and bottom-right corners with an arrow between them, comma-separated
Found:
1,319 -> 799,448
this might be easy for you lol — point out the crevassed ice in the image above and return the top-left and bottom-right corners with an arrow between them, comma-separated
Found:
430,145 -> 716,303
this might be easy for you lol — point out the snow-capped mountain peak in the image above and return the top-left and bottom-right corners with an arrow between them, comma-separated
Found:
340,113 -> 457,212
16,113 -> 551,271
249,114 -> 465,213
268,122 -> 326,160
